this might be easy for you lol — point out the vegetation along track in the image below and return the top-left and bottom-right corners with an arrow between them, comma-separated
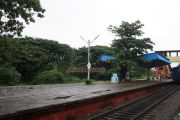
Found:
87,85 -> 180,120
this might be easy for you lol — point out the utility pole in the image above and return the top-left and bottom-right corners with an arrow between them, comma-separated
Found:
87,39 -> 91,80
80,35 -> 99,84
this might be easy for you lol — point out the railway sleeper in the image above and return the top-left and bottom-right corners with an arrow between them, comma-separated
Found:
105,116 -> 132,120
109,114 -> 134,118
114,111 -> 139,115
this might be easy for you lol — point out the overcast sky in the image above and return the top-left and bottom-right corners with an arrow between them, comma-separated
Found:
22,0 -> 180,51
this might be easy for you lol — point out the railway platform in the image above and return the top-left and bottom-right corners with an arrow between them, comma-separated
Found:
0,79 -> 172,120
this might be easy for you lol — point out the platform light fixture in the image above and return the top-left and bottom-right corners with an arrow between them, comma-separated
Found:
80,35 -> 99,84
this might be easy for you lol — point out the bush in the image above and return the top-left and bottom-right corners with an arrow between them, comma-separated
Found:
0,65 -> 21,85
63,76 -> 83,83
32,68 -> 64,84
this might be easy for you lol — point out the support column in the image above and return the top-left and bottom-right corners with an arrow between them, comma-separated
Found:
169,52 -> 171,57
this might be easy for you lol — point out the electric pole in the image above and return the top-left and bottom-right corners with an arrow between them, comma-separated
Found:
80,35 -> 99,84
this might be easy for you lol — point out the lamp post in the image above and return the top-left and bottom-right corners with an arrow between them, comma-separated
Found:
80,35 -> 99,84
87,40 -> 91,80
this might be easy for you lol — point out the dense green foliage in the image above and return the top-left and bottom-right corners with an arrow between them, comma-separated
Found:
72,46 -> 116,80
0,0 -> 45,37
0,64 -> 20,85
0,20 -> 154,85
31,66 -> 64,84
0,37 -> 74,84
73,46 -> 115,67
108,20 -> 154,79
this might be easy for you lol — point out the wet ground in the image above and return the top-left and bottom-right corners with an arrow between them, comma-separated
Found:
0,80 -> 171,117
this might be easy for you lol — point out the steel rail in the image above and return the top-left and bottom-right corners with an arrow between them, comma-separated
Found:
87,85 -> 180,120
132,85 -> 180,120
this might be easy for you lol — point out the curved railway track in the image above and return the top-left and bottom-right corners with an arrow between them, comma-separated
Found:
87,85 -> 180,120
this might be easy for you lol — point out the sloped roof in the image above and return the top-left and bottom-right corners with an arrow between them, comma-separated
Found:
142,53 -> 171,68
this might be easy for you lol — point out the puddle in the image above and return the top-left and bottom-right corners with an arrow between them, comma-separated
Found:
92,91 -> 101,94
29,87 -> 34,89
105,89 -> 111,91
54,96 -> 72,99
91,89 -> 111,94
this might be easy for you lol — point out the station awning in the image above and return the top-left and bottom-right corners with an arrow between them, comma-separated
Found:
99,55 -> 116,62
140,53 -> 171,68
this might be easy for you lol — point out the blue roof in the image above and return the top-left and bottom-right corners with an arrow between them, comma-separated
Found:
99,55 -> 116,62
141,53 -> 171,68
143,53 -> 171,63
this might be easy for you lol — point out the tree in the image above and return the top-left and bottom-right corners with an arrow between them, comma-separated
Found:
73,46 -> 115,68
0,37 -> 73,81
108,20 -> 154,80
73,47 -> 88,67
0,0 -> 45,37
72,46 -> 116,80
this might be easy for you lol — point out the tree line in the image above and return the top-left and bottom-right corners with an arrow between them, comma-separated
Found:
0,0 -> 155,85
0,20 -> 155,85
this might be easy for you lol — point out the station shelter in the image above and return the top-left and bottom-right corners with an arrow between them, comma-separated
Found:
141,53 -> 171,80
155,50 -> 180,79
99,53 -> 172,80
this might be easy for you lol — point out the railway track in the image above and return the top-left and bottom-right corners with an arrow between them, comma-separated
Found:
87,85 -> 180,120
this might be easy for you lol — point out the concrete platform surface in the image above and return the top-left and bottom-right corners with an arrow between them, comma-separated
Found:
0,80 -> 171,117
